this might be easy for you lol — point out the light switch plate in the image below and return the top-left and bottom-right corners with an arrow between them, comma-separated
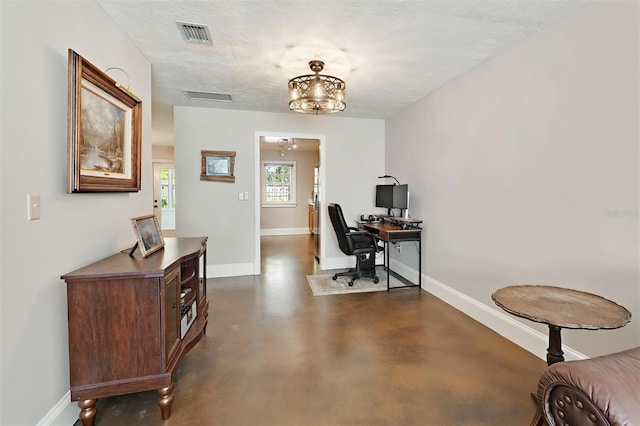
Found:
27,193 -> 40,220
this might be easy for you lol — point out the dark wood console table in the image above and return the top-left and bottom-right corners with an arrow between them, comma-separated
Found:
61,237 -> 208,426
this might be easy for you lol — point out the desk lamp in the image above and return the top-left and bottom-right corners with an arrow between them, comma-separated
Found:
378,174 -> 400,185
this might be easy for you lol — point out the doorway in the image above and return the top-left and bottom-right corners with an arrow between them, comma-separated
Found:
254,131 -> 327,274
153,162 -> 176,237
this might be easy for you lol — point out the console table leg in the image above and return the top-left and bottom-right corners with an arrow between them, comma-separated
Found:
158,384 -> 174,420
547,325 -> 564,366
78,399 -> 97,426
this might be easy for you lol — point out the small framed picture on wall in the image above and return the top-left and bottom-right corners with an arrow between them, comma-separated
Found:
200,150 -> 236,183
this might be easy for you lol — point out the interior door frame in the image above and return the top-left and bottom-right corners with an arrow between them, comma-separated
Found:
254,131 -> 326,274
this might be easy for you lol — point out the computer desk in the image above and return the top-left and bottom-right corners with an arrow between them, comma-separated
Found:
357,218 -> 422,291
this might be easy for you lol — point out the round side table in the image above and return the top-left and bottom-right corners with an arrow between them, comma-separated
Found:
492,285 -> 631,366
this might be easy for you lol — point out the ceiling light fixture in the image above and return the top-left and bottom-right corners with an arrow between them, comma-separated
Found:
278,138 -> 297,156
288,60 -> 346,114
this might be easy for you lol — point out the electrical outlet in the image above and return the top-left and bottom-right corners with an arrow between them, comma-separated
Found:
244,191 -> 249,200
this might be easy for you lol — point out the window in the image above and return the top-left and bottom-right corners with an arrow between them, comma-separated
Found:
160,167 -> 176,209
262,161 -> 296,207
313,165 -> 319,197
159,167 -> 176,230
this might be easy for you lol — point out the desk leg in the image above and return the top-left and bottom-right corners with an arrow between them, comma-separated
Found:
418,238 -> 422,288
546,325 -> 564,366
386,241 -> 390,291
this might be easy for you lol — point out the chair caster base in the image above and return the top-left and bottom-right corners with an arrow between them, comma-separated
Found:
332,269 -> 378,286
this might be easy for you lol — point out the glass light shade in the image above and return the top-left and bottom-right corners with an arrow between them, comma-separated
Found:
288,60 -> 346,114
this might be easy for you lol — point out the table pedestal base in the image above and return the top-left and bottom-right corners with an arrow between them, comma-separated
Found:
547,325 -> 565,366
529,325 -> 566,426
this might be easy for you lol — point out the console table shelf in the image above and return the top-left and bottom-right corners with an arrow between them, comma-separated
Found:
61,237 -> 208,426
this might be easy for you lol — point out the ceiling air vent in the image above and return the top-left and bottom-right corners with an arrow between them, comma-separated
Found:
176,22 -> 212,44
184,91 -> 233,102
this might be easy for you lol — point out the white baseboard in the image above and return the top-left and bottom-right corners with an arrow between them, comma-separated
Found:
38,391 -> 78,426
260,228 -> 309,236
207,262 -> 256,277
210,256 -> 362,278
389,259 -> 587,362
323,256 -> 354,271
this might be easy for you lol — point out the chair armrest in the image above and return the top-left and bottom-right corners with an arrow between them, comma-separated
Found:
347,231 -> 380,252
537,347 -> 640,426
543,384 -> 609,426
348,230 -> 373,238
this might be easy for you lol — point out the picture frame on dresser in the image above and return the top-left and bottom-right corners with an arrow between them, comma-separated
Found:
67,49 -> 142,193
131,214 -> 165,257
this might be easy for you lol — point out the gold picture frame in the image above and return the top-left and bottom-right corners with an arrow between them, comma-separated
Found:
67,49 -> 142,192
130,214 -> 165,257
200,150 -> 236,183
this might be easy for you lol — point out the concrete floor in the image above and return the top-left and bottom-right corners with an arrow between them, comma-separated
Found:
82,234 -> 545,425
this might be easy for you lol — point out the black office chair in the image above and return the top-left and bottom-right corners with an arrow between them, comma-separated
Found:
328,203 -> 381,286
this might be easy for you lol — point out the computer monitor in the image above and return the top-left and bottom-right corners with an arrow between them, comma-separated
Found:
376,184 -> 410,216
375,184 -> 394,209
393,184 -> 408,209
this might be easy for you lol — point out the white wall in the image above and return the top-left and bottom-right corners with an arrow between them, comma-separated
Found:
152,145 -> 175,162
0,1 -> 152,424
386,1 -> 639,358
173,107 -> 385,276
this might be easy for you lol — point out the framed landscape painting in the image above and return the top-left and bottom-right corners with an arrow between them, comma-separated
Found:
67,49 -> 142,192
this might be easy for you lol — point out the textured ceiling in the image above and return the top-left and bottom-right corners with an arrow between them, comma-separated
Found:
96,0 -> 586,145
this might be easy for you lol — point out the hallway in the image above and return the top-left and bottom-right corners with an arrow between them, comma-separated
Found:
86,234 -> 545,425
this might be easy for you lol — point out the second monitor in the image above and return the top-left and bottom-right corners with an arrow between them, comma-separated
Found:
376,184 -> 409,216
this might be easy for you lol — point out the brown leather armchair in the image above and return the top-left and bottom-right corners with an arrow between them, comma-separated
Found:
535,347 -> 640,426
